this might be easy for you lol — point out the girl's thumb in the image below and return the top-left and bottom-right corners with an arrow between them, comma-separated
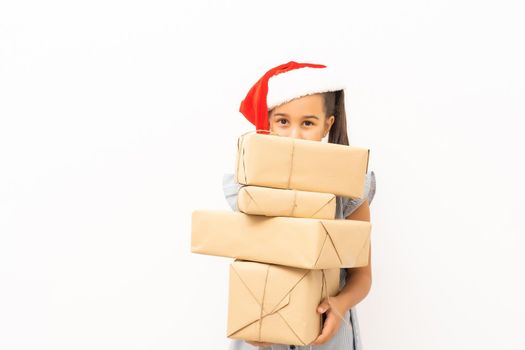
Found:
317,299 -> 330,313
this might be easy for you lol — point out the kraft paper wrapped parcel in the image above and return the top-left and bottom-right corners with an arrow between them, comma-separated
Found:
227,259 -> 340,346
191,210 -> 371,269
235,132 -> 369,199
237,185 -> 336,219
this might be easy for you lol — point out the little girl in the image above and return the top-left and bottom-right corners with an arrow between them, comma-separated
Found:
223,61 -> 376,350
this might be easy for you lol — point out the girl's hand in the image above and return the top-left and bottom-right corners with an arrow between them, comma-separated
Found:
245,340 -> 273,348
310,295 -> 347,346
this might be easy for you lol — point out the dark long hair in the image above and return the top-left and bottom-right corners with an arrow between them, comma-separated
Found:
323,90 -> 349,146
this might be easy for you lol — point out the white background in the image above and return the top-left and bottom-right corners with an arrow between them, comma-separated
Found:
1,1 -> 524,349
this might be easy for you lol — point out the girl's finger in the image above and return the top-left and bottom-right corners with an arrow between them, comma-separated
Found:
317,299 -> 330,313
310,312 -> 338,345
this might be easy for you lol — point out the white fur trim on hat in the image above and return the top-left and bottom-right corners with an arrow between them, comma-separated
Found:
266,66 -> 346,110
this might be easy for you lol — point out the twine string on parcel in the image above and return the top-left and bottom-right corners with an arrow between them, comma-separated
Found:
288,189 -> 298,217
257,264 -> 271,342
286,138 -> 295,190
250,268 -> 353,345
238,129 -> 279,185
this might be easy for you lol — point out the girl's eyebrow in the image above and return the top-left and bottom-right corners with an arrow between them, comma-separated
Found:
272,112 -> 320,120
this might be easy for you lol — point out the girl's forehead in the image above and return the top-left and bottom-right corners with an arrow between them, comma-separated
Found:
272,94 -> 325,114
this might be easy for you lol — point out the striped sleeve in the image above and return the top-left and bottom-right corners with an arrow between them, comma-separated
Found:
222,173 -> 242,211
342,171 -> 376,218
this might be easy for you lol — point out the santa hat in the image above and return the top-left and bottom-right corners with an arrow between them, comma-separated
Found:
239,61 -> 346,132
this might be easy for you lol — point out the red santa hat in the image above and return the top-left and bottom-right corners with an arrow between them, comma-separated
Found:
239,61 -> 346,133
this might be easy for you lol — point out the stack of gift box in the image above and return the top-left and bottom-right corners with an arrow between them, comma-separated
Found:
191,132 -> 372,346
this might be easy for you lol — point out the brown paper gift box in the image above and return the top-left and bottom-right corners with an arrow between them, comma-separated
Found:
191,210 -> 371,269
235,132 -> 369,199
237,185 -> 336,220
227,259 -> 340,346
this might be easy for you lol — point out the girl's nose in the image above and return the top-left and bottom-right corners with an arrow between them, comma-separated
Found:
289,127 -> 302,140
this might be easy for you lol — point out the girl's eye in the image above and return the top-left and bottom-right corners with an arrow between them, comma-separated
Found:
277,119 -> 288,125
303,121 -> 314,126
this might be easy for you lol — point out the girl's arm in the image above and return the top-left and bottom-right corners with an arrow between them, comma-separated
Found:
311,200 -> 372,345
337,200 -> 372,311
